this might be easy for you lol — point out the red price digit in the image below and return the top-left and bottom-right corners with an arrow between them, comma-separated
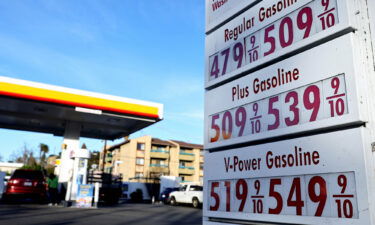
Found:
233,42 -> 244,69
336,175 -> 353,218
338,175 -> 347,194
285,91 -> 299,126
253,102 -> 259,116
221,48 -> 230,76
269,178 -> 283,214
254,180 -> 261,195
210,182 -> 220,211
210,55 -> 220,78
264,25 -> 276,56
210,114 -> 220,143
248,35 -> 259,63
253,199 -> 263,214
251,120 -> 261,134
321,0 -> 330,11
222,111 -> 233,140
319,0 -> 336,31
253,180 -> 263,214
235,107 -> 247,137
336,199 -> 353,218
279,17 -> 294,48
331,77 -> 340,94
287,177 -> 304,215
251,103 -> 261,134
297,7 -> 313,39
225,181 -> 231,212
328,77 -> 345,117
236,179 -> 248,212
268,96 -> 280,130
308,176 -> 327,216
303,85 -> 321,122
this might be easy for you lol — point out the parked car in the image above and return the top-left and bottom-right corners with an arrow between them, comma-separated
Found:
169,184 -> 203,208
2,169 -> 47,203
160,187 -> 179,204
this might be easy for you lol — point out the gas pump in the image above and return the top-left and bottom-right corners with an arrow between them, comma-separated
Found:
70,146 -> 90,202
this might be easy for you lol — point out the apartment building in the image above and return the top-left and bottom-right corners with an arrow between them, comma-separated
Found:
99,136 -> 204,184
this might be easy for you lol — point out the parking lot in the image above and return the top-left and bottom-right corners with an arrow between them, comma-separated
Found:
0,203 -> 202,225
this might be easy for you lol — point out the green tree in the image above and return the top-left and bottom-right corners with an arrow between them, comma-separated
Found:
88,151 -> 100,171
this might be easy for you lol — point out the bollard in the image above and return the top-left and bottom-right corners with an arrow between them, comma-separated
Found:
94,182 -> 99,208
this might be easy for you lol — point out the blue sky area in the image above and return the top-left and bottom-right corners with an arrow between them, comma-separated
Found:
0,0 -> 205,161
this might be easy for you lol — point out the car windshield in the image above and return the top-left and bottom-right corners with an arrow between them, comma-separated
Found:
12,170 -> 44,179
190,185 -> 203,191
165,187 -> 178,192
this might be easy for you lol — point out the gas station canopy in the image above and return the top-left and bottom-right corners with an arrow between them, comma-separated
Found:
0,76 -> 163,140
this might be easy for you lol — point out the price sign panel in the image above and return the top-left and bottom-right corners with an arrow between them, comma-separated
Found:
205,0 -> 353,88
204,34 -> 365,149
205,0 -> 258,33
203,128 -> 371,224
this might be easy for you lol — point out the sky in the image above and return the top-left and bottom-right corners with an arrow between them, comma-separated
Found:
0,0 -> 205,161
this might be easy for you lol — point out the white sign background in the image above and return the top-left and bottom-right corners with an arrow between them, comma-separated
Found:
203,128 -> 372,225
204,34 -> 365,149
205,0 -> 258,33
205,0 -> 352,88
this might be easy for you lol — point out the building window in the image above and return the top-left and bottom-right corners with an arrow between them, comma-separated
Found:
137,143 -> 145,150
200,162 -> 204,170
150,172 -> 161,178
180,176 -> 185,182
135,172 -> 144,178
179,161 -> 186,167
136,158 -> 145,165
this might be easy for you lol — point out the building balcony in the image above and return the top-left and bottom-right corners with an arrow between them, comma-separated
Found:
150,150 -> 169,159
149,164 -> 169,173
179,166 -> 194,175
179,152 -> 195,161
105,157 -> 112,163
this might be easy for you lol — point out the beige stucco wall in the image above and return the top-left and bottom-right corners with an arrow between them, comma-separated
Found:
102,136 -> 203,184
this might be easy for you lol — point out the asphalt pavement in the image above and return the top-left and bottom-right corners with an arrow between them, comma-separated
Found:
0,203 -> 202,225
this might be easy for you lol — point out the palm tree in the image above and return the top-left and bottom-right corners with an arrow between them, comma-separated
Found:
39,143 -> 49,166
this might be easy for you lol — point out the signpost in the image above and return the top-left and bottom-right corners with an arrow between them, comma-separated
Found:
204,0 -> 375,224
76,184 -> 94,208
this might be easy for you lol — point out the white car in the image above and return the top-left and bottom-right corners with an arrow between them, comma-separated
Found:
169,184 -> 203,208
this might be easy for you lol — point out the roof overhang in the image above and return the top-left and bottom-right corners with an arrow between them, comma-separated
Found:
0,76 -> 163,140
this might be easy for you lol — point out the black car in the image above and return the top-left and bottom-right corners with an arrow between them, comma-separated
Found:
160,187 -> 179,204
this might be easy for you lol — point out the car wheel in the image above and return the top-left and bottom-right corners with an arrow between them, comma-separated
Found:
170,197 -> 177,206
192,198 -> 200,208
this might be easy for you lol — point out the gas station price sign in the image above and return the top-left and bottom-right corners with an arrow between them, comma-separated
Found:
203,128 -> 370,224
205,35 -> 364,149
208,172 -> 358,218
209,74 -> 348,144
205,0 -> 352,88
204,0 -> 375,224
